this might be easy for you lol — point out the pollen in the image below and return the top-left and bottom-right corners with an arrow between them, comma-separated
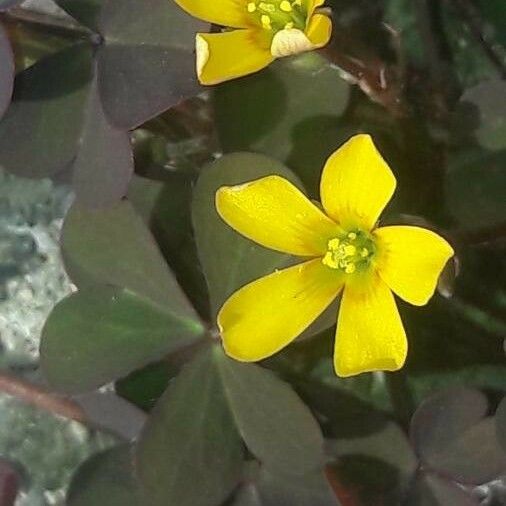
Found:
322,230 -> 376,274
259,2 -> 276,12
280,0 -> 292,12
261,14 -> 272,28
328,238 -> 340,249
343,245 -> 356,256
246,0 -> 308,34
345,263 -> 356,274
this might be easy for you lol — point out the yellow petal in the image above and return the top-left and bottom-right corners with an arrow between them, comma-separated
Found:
218,258 -> 344,361
216,175 -> 340,256
374,226 -> 454,306
174,0 -> 248,28
320,134 -> 396,231
196,30 -> 274,85
306,13 -> 332,48
334,277 -> 407,377
307,0 -> 325,17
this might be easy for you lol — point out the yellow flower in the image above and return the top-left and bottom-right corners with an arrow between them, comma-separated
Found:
173,0 -> 332,85
215,134 -> 454,377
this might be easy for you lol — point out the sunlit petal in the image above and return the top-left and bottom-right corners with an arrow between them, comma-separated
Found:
174,0 -> 248,28
374,226 -> 454,306
306,14 -> 332,48
307,0 -> 325,17
219,259 -> 344,361
334,276 -> 407,377
320,134 -> 396,231
216,175 -> 340,256
196,30 -> 274,85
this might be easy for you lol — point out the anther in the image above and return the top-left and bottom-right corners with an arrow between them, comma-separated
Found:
280,0 -> 292,12
347,232 -> 357,240
261,14 -> 272,28
328,238 -> 340,250
345,263 -> 356,274
247,2 -> 257,12
343,245 -> 356,257
259,2 -> 276,12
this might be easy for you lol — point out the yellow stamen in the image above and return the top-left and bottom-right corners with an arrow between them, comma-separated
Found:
361,248 -> 369,258
328,238 -> 340,250
259,2 -> 275,12
322,251 -> 338,269
345,263 -> 356,274
261,14 -> 272,29
280,0 -> 292,12
247,2 -> 257,12
344,244 -> 356,256
347,232 -> 357,240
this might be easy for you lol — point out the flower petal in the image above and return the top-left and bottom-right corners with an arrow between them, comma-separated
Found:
307,0 -> 325,17
320,134 -> 397,231
174,0 -> 248,28
334,277 -> 407,377
374,226 -> 454,306
306,14 -> 332,48
218,258 -> 344,361
216,175 -> 340,256
196,30 -> 274,85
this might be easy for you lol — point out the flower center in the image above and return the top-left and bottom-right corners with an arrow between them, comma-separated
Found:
322,231 -> 376,274
246,0 -> 308,32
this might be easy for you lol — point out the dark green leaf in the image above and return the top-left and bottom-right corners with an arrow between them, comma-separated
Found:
40,285 -> 203,392
216,351 -> 324,476
96,0 -> 207,129
214,53 -> 350,193
329,421 -> 417,483
475,0 -> 506,47
192,152 -> 300,317
0,43 -> 92,177
62,199 -> 198,316
0,23 -> 13,119
67,445 -> 141,506
115,361 -> 175,412
235,467 -> 340,506
408,365 -> 506,406
136,346 -> 244,506
453,80 -> 506,151
446,148 -> 506,230
72,70 -> 133,208
411,388 -> 506,484
55,0 -> 102,30
297,381 -> 390,439
128,174 -> 210,318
